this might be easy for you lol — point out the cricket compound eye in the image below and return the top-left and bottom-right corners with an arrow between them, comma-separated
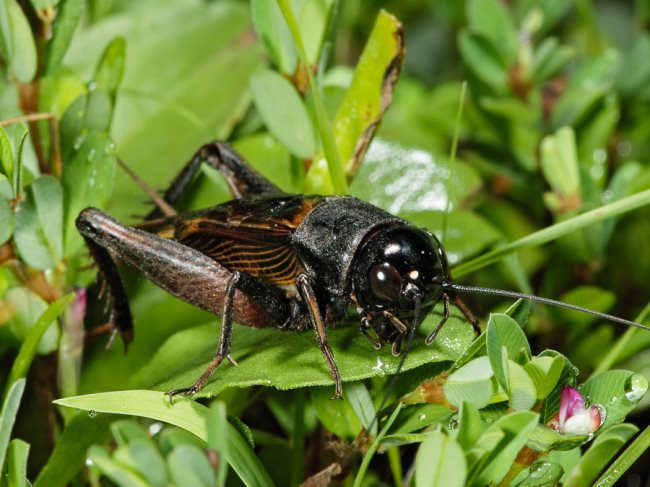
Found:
369,263 -> 403,302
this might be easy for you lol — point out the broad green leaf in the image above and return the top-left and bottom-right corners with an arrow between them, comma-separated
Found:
533,37 -> 574,83
44,0 -> 85,75
38,67 -> 88,119
0,197 -> 14,244
110,420 -> 151,448
344,382 -> 376,436
32,176 -> 64,263
54,391 -> 275,487
59,91 -> 113,161
207,402 -> 229,487
113,438 -> 167,487
0,125 -> 13,183
564,423 -> 638,487
297,0 -> 334,64
350,138 -> 482,216
540,127 -> 581,205
580,371 -> 647,430
524,356 -> 564,399
250,0 -> 296,73
62,132 -> 116,256
458,31 -> 508,94
527,425 -> 587,452
62,2 -> 263,218
94,36 -> 126,102
466,0 -> 518,65
457,401 -> 485,450
3,0 -> 37,83
486,313 -> 531,393
507,360 -> 537,411
415,431 -> 466,487
2,288 -> 60,354
249,69 -> 316,158
443,356 -> 494,409
168,444 -> 215,487
514,461 -> 564,487
593,425 -> 650,487
34,413 -> 114,487
7,293 -> 74,388
305,10 -> 404,189
310,387 -> 361,439
5,439 -> 30,487
135,311 -> 474,398
88,445 -> 151,487
0,379 -> 26,476
475,411 -> 539,485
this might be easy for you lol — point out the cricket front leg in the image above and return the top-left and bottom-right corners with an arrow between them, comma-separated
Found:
296,274 -> 343,400
147,141 -> 282,220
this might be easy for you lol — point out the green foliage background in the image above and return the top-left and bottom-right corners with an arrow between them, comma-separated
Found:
1,0 -> 650,486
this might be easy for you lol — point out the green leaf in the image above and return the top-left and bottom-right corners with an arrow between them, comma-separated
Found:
13,183 -> 59,269
250,0 -> 296,73
32,176 -> 64,262
11,126 -> 27,198
457,401 -> 485,450
593,424 -> 650,486
135,312 -> 474,398
0,197 -> 14,244
524,356 -> 564,400
344,382 -> 376,436
44,0 -> 85,75
297,0 -> 334,65
34,413 -> 114,487
310,386 -> 362,439
458,31 -> 508,93
59,91 -> 113,161
475,411 -> 539,485
5,438 -> 30,487
54,391 -> 275,487
2,288 -> 61,353
62,132 -> 116,256
305,10 -> 404,189
581,371 -> 647,430
168,444 -> 215,487
533,37 -> 574,83
444,356 -> 494,409
540,127 -> 581,204
466,0 -> 518,65
0,125 -> 14,183
2,0 -> 37,83
527,425 -> 588,452
564,423 -> 638,487
415,431 -> 467,487
7,293 -> 75,389
110,420 -> 151,447
94,36 -> 127,102
0,379 -> 26,476
207,401 -> 229,487
249,69 -> 316,158
507,360 -> 537,411
114,438 -> 168,487
88,445 -> 151,487
486,313 -> 531,393
514,461 -> 564,487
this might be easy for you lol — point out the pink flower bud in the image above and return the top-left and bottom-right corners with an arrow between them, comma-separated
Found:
550,386 -> 603,435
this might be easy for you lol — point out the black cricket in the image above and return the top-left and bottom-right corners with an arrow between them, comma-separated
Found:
76,141 -> 649,400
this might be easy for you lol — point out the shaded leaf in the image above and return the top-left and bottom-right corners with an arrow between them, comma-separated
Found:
168,444 -> 215,487
444,356 -> 494,409
44,0 -> 85,75
415,431 -> 466,487
0,197 -> 14,244
0,379 -> 26,476
2,0 -> 37,83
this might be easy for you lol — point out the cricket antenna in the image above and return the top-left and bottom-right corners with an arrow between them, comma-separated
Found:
446,283 -> 650,331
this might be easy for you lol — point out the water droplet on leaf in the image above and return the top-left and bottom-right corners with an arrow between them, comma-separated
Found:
88,409 -> 96,418
624,374 -> 648,403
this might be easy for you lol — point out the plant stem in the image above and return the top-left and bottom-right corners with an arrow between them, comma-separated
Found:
453,189 -> 650,277
277,0 -> 347,194
290,389 -> 305,487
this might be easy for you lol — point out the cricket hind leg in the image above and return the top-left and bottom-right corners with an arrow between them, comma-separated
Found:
76,208 -> 292,388
147,141 -> 282,220
81,236 -> 134,348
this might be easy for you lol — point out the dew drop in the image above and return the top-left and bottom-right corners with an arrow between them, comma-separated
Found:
528,461 -> 561,480
88,409 -> 96,418
483,417 -> 493,424
418,413 -> 427,421
448,418 -> 458,430
609,396 -> 618,404
87,148 -> 96,162
571,366 -> 579,377
88,81 -> 97,91
104,141 -> 115,154
594,403 -> 607,425
73,135 -> 85,150
624,374 -> 648,403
